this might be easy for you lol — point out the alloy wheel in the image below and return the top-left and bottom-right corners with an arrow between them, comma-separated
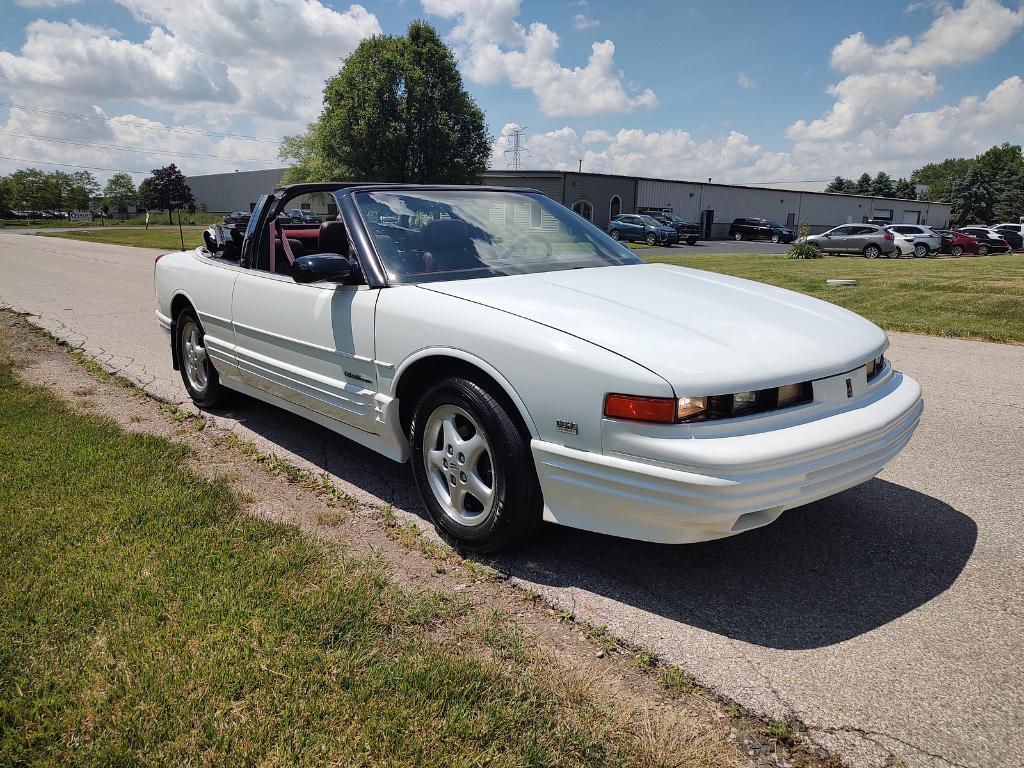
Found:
180,319 -> 209,393
422,404 -> 496,528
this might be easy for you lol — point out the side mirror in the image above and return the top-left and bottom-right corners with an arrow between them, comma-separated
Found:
291,253 -> 353,284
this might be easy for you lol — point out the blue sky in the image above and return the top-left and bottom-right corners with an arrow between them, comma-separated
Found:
1,0 -> 1022,183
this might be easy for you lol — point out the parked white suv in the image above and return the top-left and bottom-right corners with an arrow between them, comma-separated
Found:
886,225 -> 942,257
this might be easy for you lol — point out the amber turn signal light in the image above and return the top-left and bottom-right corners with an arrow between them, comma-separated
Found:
604,394 -> 677,423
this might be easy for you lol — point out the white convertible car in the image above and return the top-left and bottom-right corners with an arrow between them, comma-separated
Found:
156,183 -> 923,552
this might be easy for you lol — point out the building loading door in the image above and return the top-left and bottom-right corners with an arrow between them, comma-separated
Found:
700,209 -> 715,239
902,210 -> 921,224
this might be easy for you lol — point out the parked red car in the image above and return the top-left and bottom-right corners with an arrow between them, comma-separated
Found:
934,229 -> 979,257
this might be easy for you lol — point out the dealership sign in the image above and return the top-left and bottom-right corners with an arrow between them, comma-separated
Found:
70,211 -> 93,222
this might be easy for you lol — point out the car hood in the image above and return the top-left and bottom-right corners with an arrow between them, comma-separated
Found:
418,263 -> 886,394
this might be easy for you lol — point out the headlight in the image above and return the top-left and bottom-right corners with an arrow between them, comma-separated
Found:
866,354 -> 885,380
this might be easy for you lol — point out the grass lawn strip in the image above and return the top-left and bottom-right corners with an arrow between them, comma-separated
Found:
644,252 -> 1024,345
2,314 -> 810,768
38,227 -> 206,250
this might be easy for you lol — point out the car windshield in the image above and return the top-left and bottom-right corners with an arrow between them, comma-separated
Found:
351,189 -> 642,284
769,220 -> 784,228
638,215 -> 662,227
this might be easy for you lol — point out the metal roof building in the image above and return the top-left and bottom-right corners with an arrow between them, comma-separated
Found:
185,167 -> 951,238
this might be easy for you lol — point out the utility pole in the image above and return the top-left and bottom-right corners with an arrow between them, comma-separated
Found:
504,127 -> 528,170
578,158 -> 583,173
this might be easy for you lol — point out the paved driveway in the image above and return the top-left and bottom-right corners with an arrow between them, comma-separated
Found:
2,232 -> 1022,768
642,239 -> 794,256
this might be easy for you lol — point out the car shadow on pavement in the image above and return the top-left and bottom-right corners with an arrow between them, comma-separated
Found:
501,479 -> 977,650
220,396 -> 976,651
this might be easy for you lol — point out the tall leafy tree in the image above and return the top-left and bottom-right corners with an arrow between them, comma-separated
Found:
68,170 -> 100,211
871,171 -> 895,198
103,172 -> 139,218
893,178 -> 916,200
992,167 -> 1024,223
280,20 -> 490,184
948,166 -> 994,226
974,142 -> 1023,181
853,173 -> 873,195
913,156 -> 977,201
140,164 -> 195,224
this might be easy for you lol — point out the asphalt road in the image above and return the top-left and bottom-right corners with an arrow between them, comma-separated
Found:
2,232 -> 1022,768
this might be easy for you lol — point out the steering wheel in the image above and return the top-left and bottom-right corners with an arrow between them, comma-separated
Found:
499,234 -> 552,260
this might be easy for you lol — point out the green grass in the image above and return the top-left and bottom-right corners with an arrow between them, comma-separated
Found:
644,251 -> 1024,344
0,359 -> 667,767
39,227 -> 205,250
3,212 -> 222,228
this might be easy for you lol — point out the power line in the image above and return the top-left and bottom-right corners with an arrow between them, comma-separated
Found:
0,129 -> 281,165
0,155 -> 149,175
0,101 -> 283,144
504,127 -> 528,171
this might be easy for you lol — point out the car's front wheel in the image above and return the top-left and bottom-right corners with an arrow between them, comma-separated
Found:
409,377 -> 542,554
733,232 -> 743,241
686,237 -> 697,246
610,229 -> 621,241
176,307 -> 227,408
645,233 -> 657,245
770,233 -> 781,243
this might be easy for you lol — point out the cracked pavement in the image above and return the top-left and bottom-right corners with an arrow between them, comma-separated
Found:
2,231 -> 1022,768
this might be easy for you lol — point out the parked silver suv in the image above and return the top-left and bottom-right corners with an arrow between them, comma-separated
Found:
887,224 -> 942,258
804,224 -> 897,258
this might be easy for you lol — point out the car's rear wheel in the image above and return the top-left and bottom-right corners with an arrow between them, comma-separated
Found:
770,233 -> 781,243
913,243 -> 929,258
176,307 -> 227,408
978,244 -> 990,256
951,245 -> 964,257
733,232 -> 743,241
645,233 -> 657,245
686,237 -> 697,246
610,229 -> 621,241
864,244 -> 881,259
409,377 -> 542,554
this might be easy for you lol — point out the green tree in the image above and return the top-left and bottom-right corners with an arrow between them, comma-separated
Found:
0,175 -> 11,217
871,171 -> 895,198
912,157 -> 973,201
68,170 -> 100,211
853,173 -> 873,195
280,20 -> 490,184
824,176 -> 855,193
992,167 -> 1024,223
893,178 -> 916,199
974,142 -> 1023,181
140,164 -> 195,224
103,172 -> 139,218
948,166 -> 994,226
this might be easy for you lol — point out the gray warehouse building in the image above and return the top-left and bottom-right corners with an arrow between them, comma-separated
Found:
185,167 -> 951,238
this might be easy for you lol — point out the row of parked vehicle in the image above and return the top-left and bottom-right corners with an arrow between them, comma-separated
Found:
804,222 -> 1022,258
605,211 -> 701,246
222,209 -> 323,227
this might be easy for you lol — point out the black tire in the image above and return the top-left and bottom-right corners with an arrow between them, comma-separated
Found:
977,244 -> 989,256
610,229 -> 621,241
864,244 -> 881,259
733,232 -> 743,241
770,233 -> 781,244
176,306 -> 227,408
686,237 -> 697,246
913,243 -> 929,258
409,377 -> 542,554
951,245 -> 964,257
645,233 -> 657,246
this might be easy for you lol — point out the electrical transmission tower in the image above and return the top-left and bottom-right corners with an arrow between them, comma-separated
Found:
504,127 -> 528,170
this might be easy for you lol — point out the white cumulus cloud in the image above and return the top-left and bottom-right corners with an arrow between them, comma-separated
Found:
421,0 -> 656,116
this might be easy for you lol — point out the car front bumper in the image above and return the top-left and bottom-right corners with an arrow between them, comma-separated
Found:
531,369 -> 922,544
